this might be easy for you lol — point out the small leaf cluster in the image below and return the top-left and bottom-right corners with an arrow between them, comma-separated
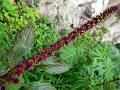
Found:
0,0 -> 39,40
34,16 -> 60,51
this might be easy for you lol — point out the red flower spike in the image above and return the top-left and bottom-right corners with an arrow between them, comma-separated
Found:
50,43 -> 59,51
56,41 -> 62,49
80,30 -> 84,35
2,70 -> 19,84
23,56 -> 37,71
11,77 -> 19,84
31,56 -> 37,64
81,24 -> 88,31
74,28 -> 81,35
66,37 -> 72,44
61,37 -> 68,45
57,40 -> 64,48
43,48 -> 52,56
68,31 -> 77,40
50,43 -> 60,55
76,28 -> 83,33
6,71 -> 19,84
27,61 -> 35,70
92,18 -> 98,25
38,52 -> 48,61
86,21 -> 95,29
15,64 -> 24,76
3,72 -> 12,81
22,59 -> 34,71
37,58 -> 42,63
22,60 -> 29,70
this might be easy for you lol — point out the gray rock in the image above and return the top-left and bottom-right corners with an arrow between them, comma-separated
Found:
39,0 -> 120,44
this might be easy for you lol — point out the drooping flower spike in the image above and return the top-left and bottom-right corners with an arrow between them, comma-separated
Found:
0,4 -> 120,86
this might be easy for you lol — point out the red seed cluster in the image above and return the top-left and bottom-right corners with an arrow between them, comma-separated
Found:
0,4 -> 120,86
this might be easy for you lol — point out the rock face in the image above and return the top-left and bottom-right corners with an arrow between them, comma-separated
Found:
103,15 -> 120,44
39,0 -> 120,43
39,0 -> 110,30
39,0 -> 92,30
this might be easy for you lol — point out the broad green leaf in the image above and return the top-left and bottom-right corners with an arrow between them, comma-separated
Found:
7,24 -> 35,66
60,44 -> 78,64
42,57 -> 72,75
26,81 -> 57,90
43,57 -> 56,65
45,63 -> 72,75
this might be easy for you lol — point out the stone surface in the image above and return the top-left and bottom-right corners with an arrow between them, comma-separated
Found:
103,14 -> 120,44
39,0 -> 120,44
39,0 -> 112,30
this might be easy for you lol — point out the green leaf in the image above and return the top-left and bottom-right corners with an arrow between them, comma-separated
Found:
45,62 -> 72,75
60,44 -> 78,64
91,43 -> 117,81
0,61 -> 7,75
8,24 -> 35,66
26,81 -> 57,90
42,57 -> 72,75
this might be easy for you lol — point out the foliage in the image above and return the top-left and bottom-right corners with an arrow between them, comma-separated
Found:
1,0 -> 120,90
0,0 -> 39,73
12,29 -> 120,90
60,44 -> 79,64
0,25 -> 10,68
44,57 -> 72,75
34,16 -> 60,51
7,24 -> 35,66
0,0 -> 59,75
1,0 -> 39,40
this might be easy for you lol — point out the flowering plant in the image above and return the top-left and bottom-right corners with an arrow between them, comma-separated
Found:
1,0 -> 120,90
